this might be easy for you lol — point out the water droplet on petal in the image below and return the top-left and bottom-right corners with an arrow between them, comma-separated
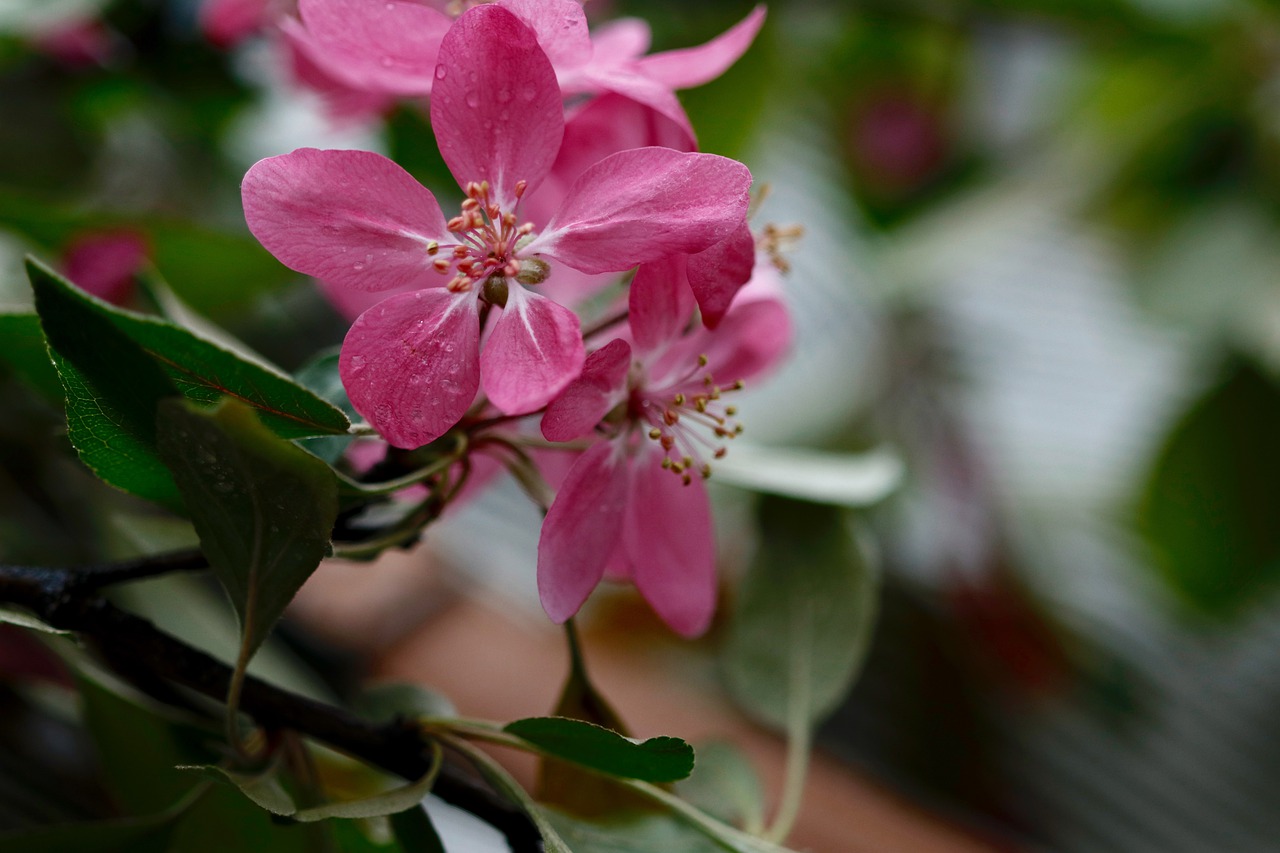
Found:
380,55 -> 394,68
520,84 -> 537,102
435,65 -> 447,80
465,90 -> 479,108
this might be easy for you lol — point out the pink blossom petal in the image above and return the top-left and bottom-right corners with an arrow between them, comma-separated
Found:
636,5 -> 766,89
629,255 -> 695,355
687,219 -> 756,328
553,93 -> 695,190
282,21 -> 399,122
588,18 -> 651,62
542,338 -> 631,441
528,147 -> 752,274
623,448 -> 717,637
577,68 -> 695,143
340,289 -> 480,449
200,0 -> 271,47
538,442 -> 629,623
480,286 -> 584,415
431,4 -> 564,208
498,0 -> 592,72
691,279 -> 792,387
243,148 -> 449,293
296,0 -> 449,95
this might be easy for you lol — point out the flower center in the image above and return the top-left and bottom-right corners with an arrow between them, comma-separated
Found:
431,179 -> 539,298
634,354 -> 744,486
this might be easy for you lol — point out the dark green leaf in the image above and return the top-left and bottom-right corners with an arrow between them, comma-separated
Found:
1137,360 -> 1280,616
505,717 -> 695,784
29,258 -> 185,511
155,397 -> 338,663
537,622 -> 655,816
390,805 -> 446,853
31,257 -> 349,440
294,349 -> 358,466
0,312 -> 61,400
723,497 -> 879,729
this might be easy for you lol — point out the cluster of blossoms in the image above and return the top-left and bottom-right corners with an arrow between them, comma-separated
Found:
241,0 -> 791,637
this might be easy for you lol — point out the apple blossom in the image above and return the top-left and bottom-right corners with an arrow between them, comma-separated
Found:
242,4 -> 751,449
537,251 -> 793,636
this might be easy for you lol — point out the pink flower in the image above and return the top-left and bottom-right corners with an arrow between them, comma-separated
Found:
287,0 -> 765,135
536,251 -> 792,636
242,4 -> 751,449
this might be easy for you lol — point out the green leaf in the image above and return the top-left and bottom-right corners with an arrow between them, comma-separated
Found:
1137,360 -> 1280,617
186,765 -> 296,816
535,622 -> 658,816
155,397 -> 338,668
723,497 -> 880,729
294,349 -> 358,466
30,257 -> 349,441
675,742 -> 764,831
354,682 -> 456,723
29,258 -> 185,511
505,717 -> 695,784
190,751 -> 442,823
390,806 -> 446,853
0,312 -> 61,400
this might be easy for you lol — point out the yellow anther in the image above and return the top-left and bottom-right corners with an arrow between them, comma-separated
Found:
648,428 -> 662,440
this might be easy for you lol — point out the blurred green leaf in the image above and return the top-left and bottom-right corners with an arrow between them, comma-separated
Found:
155,398 -> 338,668
354,682 -> 455,723
0,312 -> 61,400
0,190 -> 295,320
723,497 -> 879,729
73,661 -> 317,852
1137,360 -> 1280,617
675,741 -> 764,831
542,808 -> 724,853
505,717 -> 694,784
186,765 -> 296,817
0,606 -> 69,635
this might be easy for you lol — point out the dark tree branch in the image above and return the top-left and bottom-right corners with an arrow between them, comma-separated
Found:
0,562 -> 541,851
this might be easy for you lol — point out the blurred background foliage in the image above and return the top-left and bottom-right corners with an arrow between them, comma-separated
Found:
2,0 -> 1280,850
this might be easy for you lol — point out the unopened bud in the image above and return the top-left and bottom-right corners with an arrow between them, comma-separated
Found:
481,274 -> 509,308
516,258 -> 550,285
